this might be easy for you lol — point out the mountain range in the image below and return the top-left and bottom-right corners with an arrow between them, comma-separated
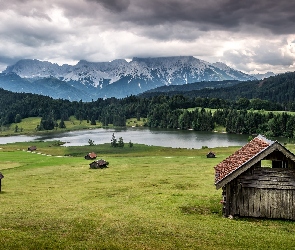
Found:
1,56 -> 257,100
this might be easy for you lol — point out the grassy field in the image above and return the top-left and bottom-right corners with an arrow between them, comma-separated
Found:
0,116 -> 147,137
1,142 -> 295,249
0,116 -> 108,136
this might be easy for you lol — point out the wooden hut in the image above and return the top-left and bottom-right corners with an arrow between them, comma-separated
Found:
28,146 -> 37,151
85,152 -> 97,160
214,134 -> 295,220
89,159 -> 109,169
207,151 -> 216,158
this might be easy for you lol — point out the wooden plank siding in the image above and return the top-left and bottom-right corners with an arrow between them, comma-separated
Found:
224,167 -> 295,219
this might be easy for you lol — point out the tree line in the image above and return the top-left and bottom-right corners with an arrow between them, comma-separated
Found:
1,87 -> 295,138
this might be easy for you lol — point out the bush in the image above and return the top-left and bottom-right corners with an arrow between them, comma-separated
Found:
88,139 -> 95,146
118,137 -> 124,147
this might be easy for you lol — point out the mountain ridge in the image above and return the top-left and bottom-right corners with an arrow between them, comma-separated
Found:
1,56 -> 257,100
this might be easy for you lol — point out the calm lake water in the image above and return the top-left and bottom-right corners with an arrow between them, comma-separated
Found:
0,127 -> 253,149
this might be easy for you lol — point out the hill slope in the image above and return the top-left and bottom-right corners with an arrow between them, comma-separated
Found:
141,71 -> 295,105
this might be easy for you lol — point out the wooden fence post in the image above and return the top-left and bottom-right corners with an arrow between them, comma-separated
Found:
0,172 -> 4,193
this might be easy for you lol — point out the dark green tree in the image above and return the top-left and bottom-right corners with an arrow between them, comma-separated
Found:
118,137 -> 124,147
15,114 -> 22,123
111,133 -> 118,147
90,116 -> 96,125
58,119 -> 66,129
88,139 -> 95,146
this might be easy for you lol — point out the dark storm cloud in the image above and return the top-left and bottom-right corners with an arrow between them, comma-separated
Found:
3,0 -> 295,36
2,24 -> 65,47
0,56 -> 22,66
124,0 -> 295,35
87,0 -> 130,12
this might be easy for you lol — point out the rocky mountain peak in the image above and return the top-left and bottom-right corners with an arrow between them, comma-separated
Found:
2,56 -> 256,99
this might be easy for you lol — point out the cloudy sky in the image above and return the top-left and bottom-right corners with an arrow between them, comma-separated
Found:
0,0 -> 295,74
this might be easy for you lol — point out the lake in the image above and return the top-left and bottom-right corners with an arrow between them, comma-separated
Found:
0,127 -> 252,149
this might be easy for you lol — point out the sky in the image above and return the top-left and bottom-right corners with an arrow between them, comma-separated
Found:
0,0 -> 295,74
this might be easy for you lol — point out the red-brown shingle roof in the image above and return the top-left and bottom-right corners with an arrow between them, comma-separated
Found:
214,135 -> 273,184
88,152 -> 97,158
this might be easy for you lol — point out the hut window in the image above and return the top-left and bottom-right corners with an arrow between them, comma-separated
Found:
261,160 -> 288,168
261,160 -> 272,168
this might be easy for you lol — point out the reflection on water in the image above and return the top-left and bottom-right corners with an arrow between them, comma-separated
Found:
29,127 -> 250,149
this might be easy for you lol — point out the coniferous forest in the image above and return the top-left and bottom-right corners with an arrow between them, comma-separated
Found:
142,71 -> 295,111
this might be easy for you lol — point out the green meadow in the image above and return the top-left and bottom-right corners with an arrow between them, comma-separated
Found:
0,116 -> 146,136
1,141 -> 295,249
0,117 -> 103,136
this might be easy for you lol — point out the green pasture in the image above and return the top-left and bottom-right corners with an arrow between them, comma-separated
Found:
126,117 -> 146,127
0,116 -> 104,136
0,116 -> 147,137
1,142 -> 295,249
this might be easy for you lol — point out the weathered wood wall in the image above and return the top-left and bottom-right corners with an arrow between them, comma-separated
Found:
224,167 -> 295,220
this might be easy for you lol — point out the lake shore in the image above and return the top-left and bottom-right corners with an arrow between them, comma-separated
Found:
0,127 -> 250,149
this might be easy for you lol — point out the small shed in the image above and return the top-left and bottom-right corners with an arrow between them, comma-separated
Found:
28,146 -> 37,151
0,172 -> 4,192
85,152 -> 97,160
207,151 -> 216,158
214,134 -> 295,220
89,159 -> 109,169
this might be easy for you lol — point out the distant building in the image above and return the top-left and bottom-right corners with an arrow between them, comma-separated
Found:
27,146 -> 37,151
89,159 -> 109,169
84,152 -> 97,160
207,151 -> 216,158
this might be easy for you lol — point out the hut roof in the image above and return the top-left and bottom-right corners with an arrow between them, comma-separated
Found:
88,152 -> 97,158
28,146 -> 37,151
214,135 -> 295,189
207,151 -> 216,157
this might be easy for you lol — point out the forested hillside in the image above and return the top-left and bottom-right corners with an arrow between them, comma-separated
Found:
143,80 -> 241,93
141,72 -> 295,110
